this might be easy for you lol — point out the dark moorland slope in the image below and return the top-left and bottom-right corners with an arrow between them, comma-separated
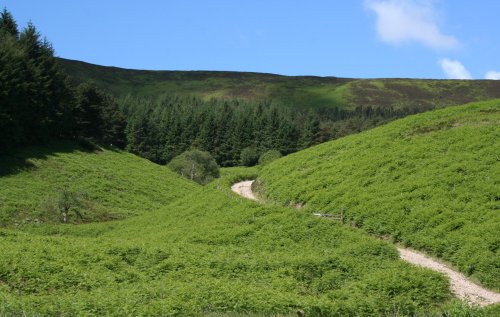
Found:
58,57 -> 500,112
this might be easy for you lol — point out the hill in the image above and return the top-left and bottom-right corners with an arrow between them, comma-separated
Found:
57,58 -> 500,112
1,144 -> 489,316
0,141 -> 197,225
257,99 -> 500,291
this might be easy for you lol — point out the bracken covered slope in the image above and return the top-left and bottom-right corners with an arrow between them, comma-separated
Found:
0,141 -> 197,225
258,100 -> 500,291
0,144 -> 485,316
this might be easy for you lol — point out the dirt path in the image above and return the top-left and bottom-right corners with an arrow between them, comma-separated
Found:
231,180 -> 258,201
231,180 -> 500,307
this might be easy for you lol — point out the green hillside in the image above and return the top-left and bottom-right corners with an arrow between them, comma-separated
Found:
257,100 -> 500,290
1,143 -> 490,316
58,58 -> 500,112
0,141 -> 196,225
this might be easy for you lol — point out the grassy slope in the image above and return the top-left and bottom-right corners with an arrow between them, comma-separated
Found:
258,100 -> 500,290
0,146 -> 487,316
0,141 -> 197,225
57,58 -> 500,111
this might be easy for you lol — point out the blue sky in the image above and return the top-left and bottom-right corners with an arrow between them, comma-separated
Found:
2,0 -> 499,79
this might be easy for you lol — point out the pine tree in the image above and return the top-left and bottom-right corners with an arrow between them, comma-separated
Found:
19,22 -> 44,59
0,10 -> 73,150
100,95 -> 127,148
198,109 -> 217,152
0,8 -> 19,38
74,83 -> 126,148
299,110 -> 320,149
214,101 -> 234,166
74,83 -> 105,140
0,21 -> 24,151
277,118 -> 299,155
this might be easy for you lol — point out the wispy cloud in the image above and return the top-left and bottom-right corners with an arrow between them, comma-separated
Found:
439,59 -> 472,79
485,71 -> 500,80
365,0 -> 459,50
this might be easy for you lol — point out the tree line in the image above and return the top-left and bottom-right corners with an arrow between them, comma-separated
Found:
0,9 -> 126,153
121,94 -> 422,167
122,95 -> 323,166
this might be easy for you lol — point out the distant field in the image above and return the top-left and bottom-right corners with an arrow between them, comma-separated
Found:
58,58 -> 500,112
258,99 -> 500,291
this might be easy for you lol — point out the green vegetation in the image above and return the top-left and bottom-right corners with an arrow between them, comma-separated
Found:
0,104 -> 498,316
1,144 -> 488,316
0,141 -> 196,225
240,147 -> 260,166
258,150 -> 282,166
258,100 -> 500,291
168,149 -> 220,185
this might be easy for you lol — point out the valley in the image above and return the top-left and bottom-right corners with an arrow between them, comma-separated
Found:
1,7 -> 499,315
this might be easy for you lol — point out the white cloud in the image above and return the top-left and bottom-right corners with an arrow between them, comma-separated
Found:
485,71 -> 500,80
365,0 -> 460,50
439,59 -> 472,79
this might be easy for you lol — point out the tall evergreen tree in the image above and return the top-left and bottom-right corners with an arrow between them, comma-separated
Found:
299,110 -> 320,149
74,83 -> 126,148
0,22 -> 23,151
0,10 -> 73,151
0,8 -> 18,38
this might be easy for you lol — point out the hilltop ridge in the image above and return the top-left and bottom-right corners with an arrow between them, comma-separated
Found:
57,58 -> 500,112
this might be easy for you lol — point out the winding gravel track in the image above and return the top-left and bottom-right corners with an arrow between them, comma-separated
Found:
231,180 -> 500,307
231,180 -> 258,201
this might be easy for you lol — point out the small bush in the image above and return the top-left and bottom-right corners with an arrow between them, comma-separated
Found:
44,188 -> 87,223
240,147 -> 260,166
168,149 -> 219,185
258,150 -> 282,166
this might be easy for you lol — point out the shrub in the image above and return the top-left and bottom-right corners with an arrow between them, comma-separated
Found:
240,147 -> 260,166
258,150 -> 282,166
44,188 -> 87,223
168,149 -> 219,185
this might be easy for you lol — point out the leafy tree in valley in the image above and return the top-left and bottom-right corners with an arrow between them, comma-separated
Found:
168,149 -> 219,185
240,147 -> 259,166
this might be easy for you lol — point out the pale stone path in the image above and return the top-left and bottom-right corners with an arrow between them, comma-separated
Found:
231,180 -> 500,307
231,180 -> 258,201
